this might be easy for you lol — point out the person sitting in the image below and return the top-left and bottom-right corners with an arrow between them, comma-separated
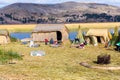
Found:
71,42 -> 85,49
29,40 -> 34,47
74,38 -> 80,44
50,39 -> 61,48
45,39 -> 48,45
79,43 -> 85,49
70,38 -> 80,48
105,40 -> 111,48
84,40 -> 87,45
49,38 -> 54,44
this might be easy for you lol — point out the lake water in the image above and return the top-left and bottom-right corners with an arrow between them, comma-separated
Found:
10,32 -> 31,40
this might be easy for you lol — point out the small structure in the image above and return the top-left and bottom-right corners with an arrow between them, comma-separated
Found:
85,29 -> 112,45
0,30 -> 10,44
31,24 -> 69,42
97,54 -> 110,64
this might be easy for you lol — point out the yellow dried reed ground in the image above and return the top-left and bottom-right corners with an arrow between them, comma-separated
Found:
65,22 -> 120,31
0,24 -> 36,32
0,22 -> 120,32
0,42 -> 120,80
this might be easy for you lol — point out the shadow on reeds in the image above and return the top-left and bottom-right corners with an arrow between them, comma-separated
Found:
93,61 -> 97,64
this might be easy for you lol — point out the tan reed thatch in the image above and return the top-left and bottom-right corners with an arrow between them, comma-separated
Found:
86,29 -> 112,44
31,24 -> 69,42
0,29 -> 10,44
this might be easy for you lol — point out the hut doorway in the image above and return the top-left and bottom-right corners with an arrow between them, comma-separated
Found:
96,36 -> 105,43
56,31 -> 62,42
97,36 -> 101,43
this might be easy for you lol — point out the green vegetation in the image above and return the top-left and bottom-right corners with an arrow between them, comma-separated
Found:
83,13 -> 113,22
76,26 -> 84,43
111,26 -> 119,46
0,49 -> 22,64
1,12 -> 120,24
10,36 -> 18,42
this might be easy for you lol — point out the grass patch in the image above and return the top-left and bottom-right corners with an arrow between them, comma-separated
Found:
0,49 -> 22,64
10,36 -> 18,42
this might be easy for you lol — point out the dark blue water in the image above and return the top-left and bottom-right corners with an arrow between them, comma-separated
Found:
10,32 -> 31,40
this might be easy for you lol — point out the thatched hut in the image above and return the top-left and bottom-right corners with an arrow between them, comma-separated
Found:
0,29 -> 10,44
31,24 -> 69,42
85,29 -> 112,45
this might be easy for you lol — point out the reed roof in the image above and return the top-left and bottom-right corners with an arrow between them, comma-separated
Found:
33,24 -> 65,32
0,29 -> 9,36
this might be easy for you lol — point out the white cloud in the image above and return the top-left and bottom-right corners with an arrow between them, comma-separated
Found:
0,0 -> 17,3
0,0 -> 119,4
0,0 -> 120,7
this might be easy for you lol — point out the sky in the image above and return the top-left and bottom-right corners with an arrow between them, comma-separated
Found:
0,0 -> 120,8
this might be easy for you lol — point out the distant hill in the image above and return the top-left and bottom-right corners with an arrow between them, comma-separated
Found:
0,2 -> 120,24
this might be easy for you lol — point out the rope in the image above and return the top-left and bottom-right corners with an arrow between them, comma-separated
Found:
80,62 -> 120,70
